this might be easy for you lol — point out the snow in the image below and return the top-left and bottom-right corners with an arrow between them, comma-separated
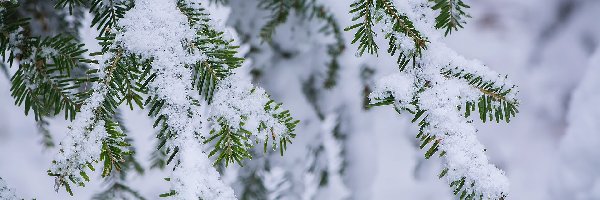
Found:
209,74 -> 290,144
369,73 -> 417,109
302,169 -> 318,200
262,167 -> 291,200
556,50 -> 600,198
370,72 -> 509,198
419,78 -> 509,198
49,53 -> 112,187
2,0 -> 600,199
117,0 -> 235,199
0,178 -> 17,200
362,0 -> 517,198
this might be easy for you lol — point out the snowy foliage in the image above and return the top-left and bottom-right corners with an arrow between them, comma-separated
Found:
349,0 -> 519,198
209,74 -> 296,154
116,0 -> 235,198
0,0 -> 540,198
38,0 -> 297,198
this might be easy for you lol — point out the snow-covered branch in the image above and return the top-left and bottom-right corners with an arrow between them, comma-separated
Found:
352,0 -> 519,198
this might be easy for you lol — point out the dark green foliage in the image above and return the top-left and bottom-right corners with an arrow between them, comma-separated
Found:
178,0 -> 244,102
431,0 -> 470,36
38,8 -> 147,193
344,0 -> 379,55
347,0 -> 429,70
205,119 -> 254,166
47,118 -> 130,196
6,35 -> 94,121
47,80 -> 131,195
175,1 -> 248,116
145,95 -> 178,167
177,1 -> 299,168
441,67 -> 519,123
204,99 -> 299,167
378,0 -> 428,70
372,98 -> 486,199
41,0 -> 148,193
150,139 -> 168,169
55,0 -> 85,14
159,190 -> 177,197
259,0 -> 294,41
88,0 -> 134,38
100,120 -> 132,177
311,3 -> 345,88
94,111 -> 145,200
369,84 -> 513,200
1,4 -> 92,124
2,0 -> 301,197
240,171 -> 268,200
37,118 -> 55,148
346,0 -> 379,56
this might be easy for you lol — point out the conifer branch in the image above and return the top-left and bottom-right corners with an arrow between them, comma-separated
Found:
93,111 -> 145,200
351,0 -> 517,198
311,3 -> 346,88
259,0 -> 292,41
432,0 -> 471,35
378,0 -> 428,49
346,0 -> 379,56
2,3 -> 95,121
89,0 -> 134,38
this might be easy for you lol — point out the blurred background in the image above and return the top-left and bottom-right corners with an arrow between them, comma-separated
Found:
1,0 -> 599,199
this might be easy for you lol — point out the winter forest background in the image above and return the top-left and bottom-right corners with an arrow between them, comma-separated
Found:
1,0 -> 600,199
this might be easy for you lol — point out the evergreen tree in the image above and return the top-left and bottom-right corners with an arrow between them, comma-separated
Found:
2,0 -> 297,199
0,0 -> 520,199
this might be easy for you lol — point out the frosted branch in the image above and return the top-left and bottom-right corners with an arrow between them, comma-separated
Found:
117,0 -> 235,198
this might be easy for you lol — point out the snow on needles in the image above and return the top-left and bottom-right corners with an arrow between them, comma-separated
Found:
50,54 -> 112,186
117,0 -> 234,199
369,73 -> 417,109
419,77 -> 509,198
209,74 -> 290,145
366,0 -> 515,198
117,0 -> 233,199
49,0 -> 293,197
